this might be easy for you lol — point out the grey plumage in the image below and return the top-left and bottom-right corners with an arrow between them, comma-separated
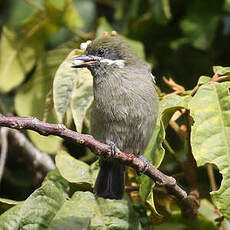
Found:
72,36 -> 159,199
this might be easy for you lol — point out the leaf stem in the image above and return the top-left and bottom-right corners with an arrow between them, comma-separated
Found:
0,128 -> 8,184
206,163 -> 217,191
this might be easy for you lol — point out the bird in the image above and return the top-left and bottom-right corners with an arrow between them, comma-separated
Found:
71,34 -> 159,199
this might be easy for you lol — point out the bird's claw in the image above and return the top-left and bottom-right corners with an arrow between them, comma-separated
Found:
108,141 -> 116,156
136,154 -> 150,175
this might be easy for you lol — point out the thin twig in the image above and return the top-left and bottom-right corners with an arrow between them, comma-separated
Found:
0,128 -> 8,184
0,115 -> 199,218
162,76 -> 185,97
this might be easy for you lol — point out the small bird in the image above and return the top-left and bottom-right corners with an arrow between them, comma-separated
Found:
72,35 -> 159,199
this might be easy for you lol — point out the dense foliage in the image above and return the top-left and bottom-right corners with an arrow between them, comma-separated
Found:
0,0 -> 230,229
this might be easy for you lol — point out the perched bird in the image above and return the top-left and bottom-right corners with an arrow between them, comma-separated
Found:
72,35 -> 159,199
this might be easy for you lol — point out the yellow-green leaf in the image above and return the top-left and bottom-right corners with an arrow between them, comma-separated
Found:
53,49 -> 78,123
213,66 -> 230,76
70,68 -> 93,132
55,151 -> 93,187
0,27 -> 35,93
189,82 -> 230,220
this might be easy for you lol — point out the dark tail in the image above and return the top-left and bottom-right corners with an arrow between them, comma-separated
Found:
94,159 -> 125,199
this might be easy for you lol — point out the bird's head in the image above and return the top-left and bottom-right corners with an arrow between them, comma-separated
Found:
71,36 -> 144,74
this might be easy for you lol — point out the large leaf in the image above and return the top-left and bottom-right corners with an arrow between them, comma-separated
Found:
55,151 -> 93,189
0,181 -> 65,229
0,198 -> 21,215
189,82 -> 230,220
70,68 -> 93,132
0,27 -> 36,93
53,49 -> 79,123
213,66 -> 230,76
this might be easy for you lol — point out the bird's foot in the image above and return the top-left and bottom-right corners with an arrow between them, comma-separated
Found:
136,154 -> 150,175
108,141 -> 116,156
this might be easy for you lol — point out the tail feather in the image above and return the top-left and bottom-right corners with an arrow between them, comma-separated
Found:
94,159 -> 125,199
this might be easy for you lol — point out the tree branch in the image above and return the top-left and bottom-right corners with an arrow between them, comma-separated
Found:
0,114 -> 199,218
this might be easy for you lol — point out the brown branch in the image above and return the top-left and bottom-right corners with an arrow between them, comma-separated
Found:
0,115 -> 199,218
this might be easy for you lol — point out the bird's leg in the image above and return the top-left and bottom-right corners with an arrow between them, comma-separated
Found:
107,140 -> 116,156
136,153 -> 150,175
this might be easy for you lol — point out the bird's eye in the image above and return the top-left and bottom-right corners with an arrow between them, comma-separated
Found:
98,48 -> 105,56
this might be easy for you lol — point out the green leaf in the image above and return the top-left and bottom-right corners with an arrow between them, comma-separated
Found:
0,181 -> 65,229
53,49 -> 79,123
189,82 -> 230,220
0,188 -> 141,229
55,151 -> 93,189
213,66 -> 230,76
197,76 -> 211,85
139,94 -> 191,214
199,199 -> 219,224
0,205 -> 23,229
144,120 -> 165,168
0,27 -> 36,93
70,68 -> 93,132
50,191 -> 142,230
48,192 -> 90,230
159,94 -> 184,114
44,169 -> 70,198
139,119 -> 165,211
0,198 -> 21,215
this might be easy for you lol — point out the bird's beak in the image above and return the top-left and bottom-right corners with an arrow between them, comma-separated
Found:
71,55 -> 99,68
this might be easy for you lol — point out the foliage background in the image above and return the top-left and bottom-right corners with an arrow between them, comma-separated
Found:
0,0 -> 230,229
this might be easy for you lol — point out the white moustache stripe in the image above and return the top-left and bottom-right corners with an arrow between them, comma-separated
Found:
100,59 -> 125,68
